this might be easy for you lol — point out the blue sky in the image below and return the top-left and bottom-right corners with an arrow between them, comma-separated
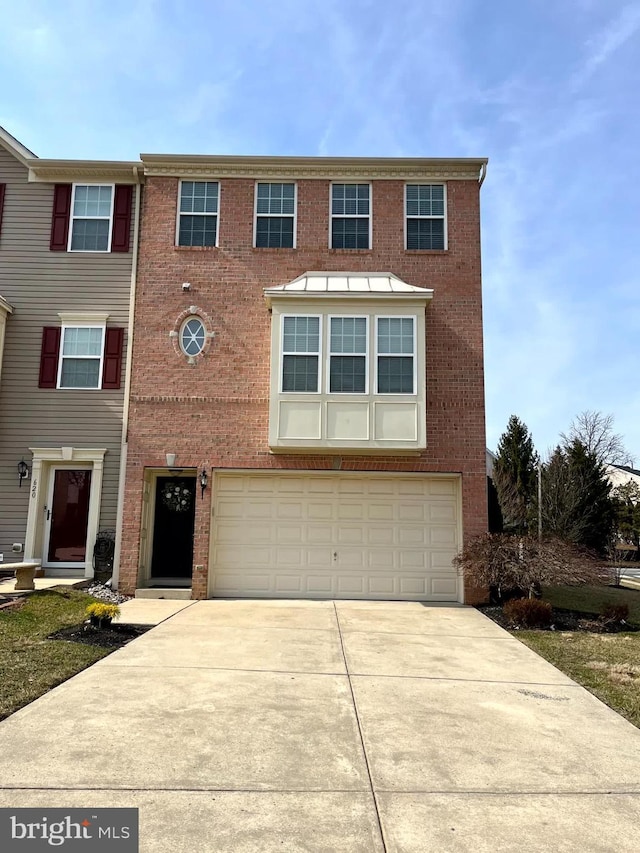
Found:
2,0 -> 639,461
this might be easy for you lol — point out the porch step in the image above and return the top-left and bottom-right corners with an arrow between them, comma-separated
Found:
135,588 -> 192,600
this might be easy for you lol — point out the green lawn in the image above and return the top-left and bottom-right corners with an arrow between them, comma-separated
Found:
0,587 -> 110,721
515,584 -> 640,729
542,584 -> 640,624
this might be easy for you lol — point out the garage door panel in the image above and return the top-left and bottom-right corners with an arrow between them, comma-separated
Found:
307,502 -> 333,520
210,474 -> 460,601
429,503 -> 457,523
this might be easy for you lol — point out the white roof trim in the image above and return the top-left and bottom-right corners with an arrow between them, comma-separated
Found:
264,272 -> 434,305
0,294 -> 14,316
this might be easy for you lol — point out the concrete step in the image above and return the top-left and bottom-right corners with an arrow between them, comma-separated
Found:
135,588 -> 192,600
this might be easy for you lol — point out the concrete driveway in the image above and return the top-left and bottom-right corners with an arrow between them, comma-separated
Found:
1,600 -> 640,851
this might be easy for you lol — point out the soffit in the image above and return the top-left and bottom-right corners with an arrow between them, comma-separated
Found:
27,160 -> 144,184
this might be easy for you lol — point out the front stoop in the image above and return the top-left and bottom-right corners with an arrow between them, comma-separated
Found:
135,588 -> 193,600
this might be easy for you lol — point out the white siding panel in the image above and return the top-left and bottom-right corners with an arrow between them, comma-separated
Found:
0,145 -> 134,563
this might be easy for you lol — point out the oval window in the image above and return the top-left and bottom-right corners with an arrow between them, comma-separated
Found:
180,317 -> 206,356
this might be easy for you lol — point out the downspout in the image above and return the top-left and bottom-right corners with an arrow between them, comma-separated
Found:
112,166 -> 142,589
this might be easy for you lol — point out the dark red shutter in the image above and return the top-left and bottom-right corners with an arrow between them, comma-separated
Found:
111,185 -> 133,252
49,184 -> 72,251
102,327 -> 124,389
0,184 -> 6,238
38,327 -> 61,388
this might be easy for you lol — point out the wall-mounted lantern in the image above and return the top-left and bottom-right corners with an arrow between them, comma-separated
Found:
200,468 -> 208,499
18,459 -> 29,487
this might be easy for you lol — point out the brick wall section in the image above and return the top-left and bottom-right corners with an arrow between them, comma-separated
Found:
120,176 -> 488,598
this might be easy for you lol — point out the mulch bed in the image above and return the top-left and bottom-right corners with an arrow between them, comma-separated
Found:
48,623 -> 151,649
478,605 -> 639,633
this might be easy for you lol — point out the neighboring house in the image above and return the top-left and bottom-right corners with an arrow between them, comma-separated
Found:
0,126 -> 141,578
606,464 -> 640,492
117,154 -> 488,602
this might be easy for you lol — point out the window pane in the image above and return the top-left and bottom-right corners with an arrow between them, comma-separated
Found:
282,355 -> 318,392
377,356 -> 414,393
178,215 -> 217,247
62,327 -> 103,357
330,317 -> 366,353
377,318 -> 413,354
256,183 -> 295,215
331,218 -> 369,249
73,185 -> 112,217
60,358 -> 101,389
180,181 -> 218,214
330,356 -> 366,393
283,317 -> 319,352
256,216 -> 294,248
406,184 -> 444,217
332,184 -> 369,216
70,219 -> 110,251
180,318 -> 206,356
407,218 -> 444,250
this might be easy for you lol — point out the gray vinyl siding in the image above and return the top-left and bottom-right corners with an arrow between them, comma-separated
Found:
0,145 -> 135,565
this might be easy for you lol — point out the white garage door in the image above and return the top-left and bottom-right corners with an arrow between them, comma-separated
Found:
209,473 -> 461,601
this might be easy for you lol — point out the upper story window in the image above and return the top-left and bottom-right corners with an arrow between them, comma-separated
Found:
329,316 -> 367,393
255,183 -> 296,248
405,184 -> 446,250
331,184 -> 371,249
376,317 -> 415,393
282,315 -> 320,391
280,313 -> 413,396
69,185 -> 114,252
38,313 -> 124,390
58,325 -> 105,388
180,317 -> 206,356
178,181 -> 219,247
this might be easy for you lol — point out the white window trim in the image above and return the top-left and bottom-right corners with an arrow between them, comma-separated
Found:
326,314 -> 369,394
179,315 -> 206,357
67,183 -> 115,253
374,315 -> 417,395
253,181 -> 297,249
56,313 -> 109,391
329,182 -> 372,250
175,179 -> 220,248
280,314 -> 322,394
404,183 -> 447,251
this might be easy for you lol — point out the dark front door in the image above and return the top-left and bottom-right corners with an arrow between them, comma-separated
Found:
45,468 -> 92,566
150,477 -> 196,580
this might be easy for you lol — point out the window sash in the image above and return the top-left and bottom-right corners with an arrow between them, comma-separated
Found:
255,183 -> 296,248
177,181 -> 219,247
328,316 -> 368,393
375,316 -> 416,394
405,184 -> 446,250
68,184 -> 114,252
330,183 -> 371,249
281,315 -> 321,393
57,325 -> 105,389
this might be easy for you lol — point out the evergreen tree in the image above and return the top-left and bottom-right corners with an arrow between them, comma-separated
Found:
541,439 -> 615,556
493,415 -> 538,533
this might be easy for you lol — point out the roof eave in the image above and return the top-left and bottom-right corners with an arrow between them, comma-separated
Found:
264,290 -> 434,308
27,159 -> 144,184
141,154 -> 488,182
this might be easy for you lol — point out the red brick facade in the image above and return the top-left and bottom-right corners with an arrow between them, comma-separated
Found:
119,167 -> 487,600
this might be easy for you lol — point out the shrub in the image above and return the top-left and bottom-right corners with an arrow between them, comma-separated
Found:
85,602 -> 120,622
454,533 -> 611,601
599,604 -> 629,626
503,598 -> 553,628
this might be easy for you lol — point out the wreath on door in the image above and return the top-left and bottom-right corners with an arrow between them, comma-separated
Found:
161,481 -> 193,513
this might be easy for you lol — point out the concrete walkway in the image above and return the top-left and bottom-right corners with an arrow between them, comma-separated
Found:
0,600 -> 639,851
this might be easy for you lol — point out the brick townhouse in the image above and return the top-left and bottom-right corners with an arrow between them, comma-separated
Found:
116,154 -> 488,601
